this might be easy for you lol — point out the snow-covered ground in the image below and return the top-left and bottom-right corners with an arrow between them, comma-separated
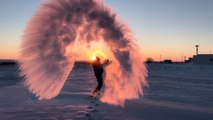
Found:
0,63 -> 212,120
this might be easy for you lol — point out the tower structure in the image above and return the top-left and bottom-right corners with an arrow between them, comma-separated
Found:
195,45 -> 199,55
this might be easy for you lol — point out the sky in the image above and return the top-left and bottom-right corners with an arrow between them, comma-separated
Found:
0,0 -> 213,61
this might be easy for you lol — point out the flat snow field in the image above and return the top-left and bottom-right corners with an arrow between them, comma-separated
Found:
0,63 -> 212,120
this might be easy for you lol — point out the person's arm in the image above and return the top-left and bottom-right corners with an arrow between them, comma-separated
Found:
102,59 -> 111,66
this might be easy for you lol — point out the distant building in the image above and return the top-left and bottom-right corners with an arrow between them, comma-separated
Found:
185,57 -> 193,63
163,59 -> 173,64
192,54 -> 213,65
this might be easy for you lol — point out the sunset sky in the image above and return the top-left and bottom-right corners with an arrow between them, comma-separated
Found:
0,0 -> 213,61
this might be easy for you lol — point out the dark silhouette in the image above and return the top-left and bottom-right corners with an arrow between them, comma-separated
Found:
146,57 -> 154,63
92,56 -> 109,97
163,59 -> 173,64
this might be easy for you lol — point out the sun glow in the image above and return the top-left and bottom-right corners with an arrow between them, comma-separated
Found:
90,50 -> 107,61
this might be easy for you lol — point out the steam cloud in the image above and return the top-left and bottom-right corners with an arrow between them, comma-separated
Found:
19,0 -> 148,106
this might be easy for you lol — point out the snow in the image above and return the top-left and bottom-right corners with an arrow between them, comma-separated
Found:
0,63 -> 213,120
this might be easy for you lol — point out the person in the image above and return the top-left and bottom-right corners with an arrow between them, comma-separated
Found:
92,56 -> 109,97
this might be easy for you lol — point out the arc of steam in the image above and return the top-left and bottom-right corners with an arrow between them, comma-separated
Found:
19,0 -> 148,106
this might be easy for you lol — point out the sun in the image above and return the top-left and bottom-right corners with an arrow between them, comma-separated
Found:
91,55 -> 96,61
90,50 -> 107,61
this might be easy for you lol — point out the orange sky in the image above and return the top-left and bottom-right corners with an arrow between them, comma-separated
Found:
0,39 -> 210,62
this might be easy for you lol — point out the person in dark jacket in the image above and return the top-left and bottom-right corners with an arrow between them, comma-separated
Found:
92,56 -> 109,97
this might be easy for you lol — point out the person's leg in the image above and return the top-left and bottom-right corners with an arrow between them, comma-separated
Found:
93,75 -> 103,94
97,75 -> 103,90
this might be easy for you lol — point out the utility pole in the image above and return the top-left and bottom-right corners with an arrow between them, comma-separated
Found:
181,53 -> 183,62
195,45 -> 199,55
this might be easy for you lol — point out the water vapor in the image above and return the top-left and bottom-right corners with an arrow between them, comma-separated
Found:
19,0 -> 148,106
